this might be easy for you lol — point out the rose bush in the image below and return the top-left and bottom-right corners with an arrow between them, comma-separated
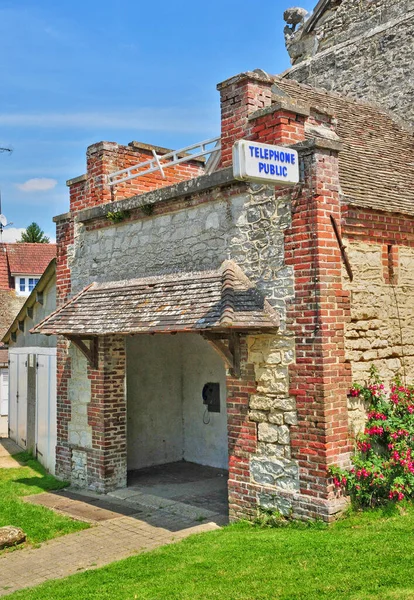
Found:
330,366 -> 414,506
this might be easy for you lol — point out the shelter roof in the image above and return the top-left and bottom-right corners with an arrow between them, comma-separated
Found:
6,243 -> 56,275
0,348 -> 8,366
31,261 -> 279,337
274,78 -> 414,217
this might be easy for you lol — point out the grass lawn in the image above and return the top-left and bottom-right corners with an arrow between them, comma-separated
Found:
0,452 -> 88,548
6,503 -> 414,600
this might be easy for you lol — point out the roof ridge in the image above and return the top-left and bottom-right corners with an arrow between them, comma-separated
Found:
219,261 -> 235,327
273,76 -> 414,136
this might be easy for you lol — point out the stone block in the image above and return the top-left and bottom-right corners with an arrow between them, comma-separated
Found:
284,411 -> 298,425
248,410 -> 268,423
250,395 -> 277,411
273,397 -> 296,411
278,425 -> 290,445
259,493 -> 292,517
258,423 -> 280,443
257,442 -> 286,459
251,458 -> 299,490
268,411 -> 284,425
0,526 -> 26,550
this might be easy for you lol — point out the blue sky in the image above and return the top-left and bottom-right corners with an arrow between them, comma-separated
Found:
0,0 -> 316,242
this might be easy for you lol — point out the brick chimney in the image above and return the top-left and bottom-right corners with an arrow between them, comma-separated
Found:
217,71 -> 273,168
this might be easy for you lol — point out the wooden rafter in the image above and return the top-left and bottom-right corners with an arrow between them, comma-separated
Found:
330,215 -> 354,282
67,335 -> 98,369
202,332 -> 241,378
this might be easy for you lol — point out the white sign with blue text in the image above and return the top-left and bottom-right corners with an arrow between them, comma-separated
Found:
233,140 -> 299,186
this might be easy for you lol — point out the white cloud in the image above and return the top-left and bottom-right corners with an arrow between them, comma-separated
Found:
0,108 -> 218,134
1,227 -> 25,242
16,178 -> 58,192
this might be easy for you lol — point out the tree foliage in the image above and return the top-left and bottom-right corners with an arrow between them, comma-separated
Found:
18,222 -> 50,244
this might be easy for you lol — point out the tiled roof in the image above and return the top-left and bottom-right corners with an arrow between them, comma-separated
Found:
0,348 -> 8,366
7,243 -> 56,275
0,291 -> 25,341
0,245 -> 10,290
274,78 -> 414,216
32,261 -> 279,336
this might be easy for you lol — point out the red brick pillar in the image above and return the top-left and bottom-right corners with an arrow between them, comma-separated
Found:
217,71 -> 273,168
55,337 -> 72,481
226,337 -> 258,521
86,335 -> 127,492
286,138 -> 352,510
55,215 -> 75,479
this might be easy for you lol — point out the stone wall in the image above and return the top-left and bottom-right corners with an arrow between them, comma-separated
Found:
344,240 -> 414,435
72,185 -> 295,328
247,334 -> 299,493
67,345 -> 92,452
284,0 -> 414,123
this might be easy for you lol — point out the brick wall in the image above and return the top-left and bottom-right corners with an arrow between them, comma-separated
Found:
285,140 -> 352,503
68,142 -> 205,214
226,336 -> 258,520
86,335 -> 127,492
55,337 -> 72,481
55,215 -> 74,305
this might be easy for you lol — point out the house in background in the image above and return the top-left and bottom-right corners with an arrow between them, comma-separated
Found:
0,243 -> 56,436
2,259 -> 57,472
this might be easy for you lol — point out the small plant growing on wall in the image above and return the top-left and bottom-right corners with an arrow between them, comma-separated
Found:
106,210 -> 130,223
330,366 -> 414,507
140,203 -> 154,216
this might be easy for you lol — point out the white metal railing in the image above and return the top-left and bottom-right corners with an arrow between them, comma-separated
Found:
108,137 -> 221,187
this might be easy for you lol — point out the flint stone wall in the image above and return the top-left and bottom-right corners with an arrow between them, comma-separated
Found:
284,0 -> 414,123
344,240 -> 414,435
67,345 -> 92,450
248,334 -> 299,492
71,185 -> 294,328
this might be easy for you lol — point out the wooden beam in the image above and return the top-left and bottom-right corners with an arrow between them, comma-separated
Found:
67,336 -> 98,369
330,215 -> 354,282
229,332 -> 241,378
202,332 -> 241,378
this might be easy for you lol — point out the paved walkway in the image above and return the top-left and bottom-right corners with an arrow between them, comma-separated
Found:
0,512 -> 219,596
0,447 -> 226,597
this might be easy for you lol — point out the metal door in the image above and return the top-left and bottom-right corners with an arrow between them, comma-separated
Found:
8,354 -> 18,442
17,355 -> 28,448
8,352 -> 27,448
0,369 -> 8,416
36,354 -> 57,474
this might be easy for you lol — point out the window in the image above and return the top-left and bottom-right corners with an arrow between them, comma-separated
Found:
28,278 -> 39,292
15,276 -> 40,296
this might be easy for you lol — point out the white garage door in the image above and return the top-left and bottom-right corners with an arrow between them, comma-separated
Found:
36,353 -> 57,474
0,369 -> 8,416
8,353 -> 28,449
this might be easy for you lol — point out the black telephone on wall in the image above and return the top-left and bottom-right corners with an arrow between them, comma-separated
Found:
202,382 -> 220,413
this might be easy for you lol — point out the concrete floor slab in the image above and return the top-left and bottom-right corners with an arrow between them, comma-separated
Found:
0,439 -> 23,469
0,417 -> 7,439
